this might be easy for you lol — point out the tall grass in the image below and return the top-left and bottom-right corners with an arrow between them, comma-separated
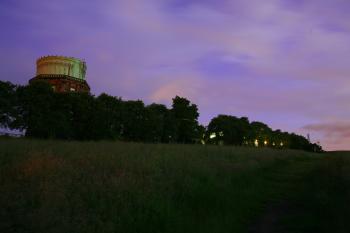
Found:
0,139 -> 327,233
276,152 -> 350,233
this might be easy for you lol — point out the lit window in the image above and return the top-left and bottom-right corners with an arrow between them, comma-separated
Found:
210,133 -> 216,139
70,87 -> 76,92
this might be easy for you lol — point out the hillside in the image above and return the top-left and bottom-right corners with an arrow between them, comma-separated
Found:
0,139 -> 348,233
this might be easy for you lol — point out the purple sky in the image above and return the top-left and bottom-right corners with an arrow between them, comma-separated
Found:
1,0 -> 350,151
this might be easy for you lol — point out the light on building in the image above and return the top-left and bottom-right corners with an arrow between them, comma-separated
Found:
210,133 -> 216,139
264,140 -> 268,146
254,139 -> 259,147
280,142 -> 284,147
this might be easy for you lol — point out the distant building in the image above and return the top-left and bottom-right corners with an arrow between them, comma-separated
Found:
29,56 -> 90,93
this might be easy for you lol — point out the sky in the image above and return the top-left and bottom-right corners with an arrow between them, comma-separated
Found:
1,0 -> 350,151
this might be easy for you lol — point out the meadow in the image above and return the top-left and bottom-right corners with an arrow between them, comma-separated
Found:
0,139 -> 349,233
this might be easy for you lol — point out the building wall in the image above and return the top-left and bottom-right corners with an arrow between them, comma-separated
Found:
31,55 -> 90,93
30,76 -> 90,93
36,56 -> 86,80
48,78 -> 90,92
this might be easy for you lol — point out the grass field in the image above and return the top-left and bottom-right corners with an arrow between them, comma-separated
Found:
0,139 -> 349,233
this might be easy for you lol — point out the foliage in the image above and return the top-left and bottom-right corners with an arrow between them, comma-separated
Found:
15,81 -> 56,137
144,103 -> 171,142
0,80 -> 322,152
206,115 -> 322,152
171,96 -> 200,143
94,93 -> 123,139
0,81 -> 18,128
207,115 -> 250,146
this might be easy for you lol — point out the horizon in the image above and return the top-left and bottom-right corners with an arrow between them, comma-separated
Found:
1,0 -> 349,150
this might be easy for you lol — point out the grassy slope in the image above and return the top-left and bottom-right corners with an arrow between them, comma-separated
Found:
0,139 -> 347,233
274,151 -> 350,233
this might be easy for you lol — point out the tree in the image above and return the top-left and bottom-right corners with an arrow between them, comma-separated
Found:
0,80 -> 322,152
95,93 -> 123,139
16,81 -> 56,138
171,96 -> 200,143
0,81 -> 17,129
48,92 -> 75,139
195,124 -> 206,144
248,121 -> 273,147
288,133 -> 312,151
162,107 -> 177,143
121,100 -> 146,141
143,103 -> 170,143
68,92 -> 99,140
207,115 -> 250,145
270,129 -> 287,148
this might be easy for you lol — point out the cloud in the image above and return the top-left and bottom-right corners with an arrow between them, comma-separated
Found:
150,78 -> 197,104
303,121 -> 350,151
1,0 -> 350,150
304,121 -> 350,138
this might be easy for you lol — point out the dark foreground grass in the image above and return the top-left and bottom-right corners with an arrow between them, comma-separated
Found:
272,151 -> 350,233
0,139 -> 347,233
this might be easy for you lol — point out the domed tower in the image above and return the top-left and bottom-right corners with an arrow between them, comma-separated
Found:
29,56 -> 90,93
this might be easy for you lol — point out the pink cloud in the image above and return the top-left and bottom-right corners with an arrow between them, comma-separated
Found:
1,0 -> 350,150
303,121 -> 350,151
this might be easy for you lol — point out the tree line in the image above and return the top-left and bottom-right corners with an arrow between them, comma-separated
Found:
0,80 -> 322,152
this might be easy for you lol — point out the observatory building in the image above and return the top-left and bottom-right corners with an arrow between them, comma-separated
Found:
29,56 -> 90,93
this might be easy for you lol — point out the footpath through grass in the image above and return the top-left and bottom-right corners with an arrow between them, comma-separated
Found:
0,139 -> 348,233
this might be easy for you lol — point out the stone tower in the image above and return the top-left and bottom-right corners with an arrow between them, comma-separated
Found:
29,56 -> 90,93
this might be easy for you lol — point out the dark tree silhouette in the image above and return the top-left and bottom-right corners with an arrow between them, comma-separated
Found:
248,121 -> 273,147
171,96 -> 200,143
16,81 -> 56,138
144,103 -> 169,142
121,100 -> 146,141
0,80 -> 322,152
207,115 -> 250,146
0,81 -> 18,129
95,93 -> 123,139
